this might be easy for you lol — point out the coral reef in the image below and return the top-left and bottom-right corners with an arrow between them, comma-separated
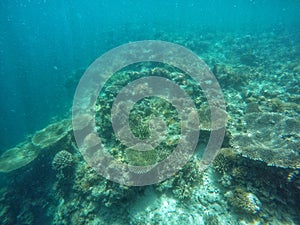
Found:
230,112 -> 300,169
225,187 -> 262,215
156,158 -> 204,200
32,119 -> 72,149
203,214 -> 219,225
52,150 -> 74,171
52,158 -> 140,224
213,148 -> 237,174
1,29 -> 300,225
0,142 -> 39,173
72,113 -> 93,131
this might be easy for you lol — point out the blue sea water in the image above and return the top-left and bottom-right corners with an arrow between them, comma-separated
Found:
0,0 -> 300,224
1,0 -> 299,149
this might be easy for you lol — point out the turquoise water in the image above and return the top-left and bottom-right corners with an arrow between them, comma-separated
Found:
0,0 -> 300,224
1,0 -> 299,148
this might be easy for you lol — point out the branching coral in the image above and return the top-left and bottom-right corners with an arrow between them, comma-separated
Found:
156,158 -> 203,200
213,148 -> 237,174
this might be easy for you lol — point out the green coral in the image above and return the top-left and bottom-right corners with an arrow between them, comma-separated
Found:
125,147 -> 158,166
32,119 -> 72,149
226,187 -> 262,215
0,142 -> 39,173
52,150 -> 75,181
156,158 -> 203,200
52,150 -> 74,171
213,148 -> 237,174
203,214 -> 219,225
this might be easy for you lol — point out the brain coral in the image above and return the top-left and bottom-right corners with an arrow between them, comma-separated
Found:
52,150 -> 74,171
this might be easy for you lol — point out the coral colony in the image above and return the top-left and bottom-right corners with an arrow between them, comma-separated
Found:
1,30 -> 300,225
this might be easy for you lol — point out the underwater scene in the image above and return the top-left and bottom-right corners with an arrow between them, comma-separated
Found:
1,0 -> 300,224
